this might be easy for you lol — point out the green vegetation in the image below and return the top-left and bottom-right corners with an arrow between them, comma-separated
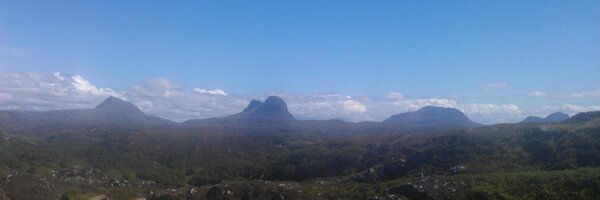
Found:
1,119 -> 600,199
459,168 -> 600,200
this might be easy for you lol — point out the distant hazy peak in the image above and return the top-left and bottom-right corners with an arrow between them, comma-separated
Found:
254,96 -> 290,114
521,112 -> 569,123
95,96 -> 142,113
383,106 -> 480,128
546,112 -> 569,121
243,99 -> 263,112
223,95 -> 296,121
521,116 -> 544,123
565,111 -> 600,123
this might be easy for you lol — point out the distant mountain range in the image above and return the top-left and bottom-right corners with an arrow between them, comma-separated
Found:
0,96 -> 596,132
3,96 -> 600,199
521,112 -> 569,124
183,96 -> 482,131
0,96 -> 173,130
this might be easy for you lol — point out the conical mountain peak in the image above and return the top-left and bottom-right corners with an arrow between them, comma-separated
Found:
95,96 -> 142,113
93,96 -> 173,125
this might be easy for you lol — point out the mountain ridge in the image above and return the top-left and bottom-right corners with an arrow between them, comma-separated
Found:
565,111 -> 600,124
521,112 -> 569,123
3,96 -> 598,133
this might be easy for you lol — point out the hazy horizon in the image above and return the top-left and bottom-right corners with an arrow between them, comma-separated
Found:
1,1 -> 599,124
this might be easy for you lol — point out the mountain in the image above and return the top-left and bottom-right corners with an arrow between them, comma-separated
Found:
564,111 -> 600,124
226,96 -> 296,121
91,96 -> 173,125
185,100 -> 481,133
545,112 -> 570,122
521,116 -> 544,123
0,96 -> 173,130
521,112 -> 569,123
242,99 -> 263,112
382,106 -> 481,129
95,96 -> 144,114
184,96 -> 297,128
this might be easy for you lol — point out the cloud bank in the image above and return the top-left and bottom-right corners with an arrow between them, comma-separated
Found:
0,72 -> 118,110
0,72 -> 597,124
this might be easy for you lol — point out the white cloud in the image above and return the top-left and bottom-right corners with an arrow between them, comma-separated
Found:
386,92 -> 404,100
481,82 -> 509,90
0,73 -> 245,121
193,88 -> 227,96
0,73 -> 526,124
562,104 -> 600,112
279,92 -> 522,124
388,94 -> 457,111
384,93 -> 523,124
560,89 -> 600,98
0,72 -> 119,110
274,93 -> 373,121
398,98 -> 457,109
53,72 -> 65,80
125,78 -> 246,121
342,99 -> 367,113
128,78 -> 180,98
0,71 -> 595,124
458,103 -> 522,124
71,74 -> 120,97
528,90 -> 547,97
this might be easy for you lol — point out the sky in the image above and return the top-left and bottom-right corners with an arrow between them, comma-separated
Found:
0,1 -> 599,124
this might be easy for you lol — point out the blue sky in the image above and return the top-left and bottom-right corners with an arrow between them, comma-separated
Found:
0,1 -> 599,123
